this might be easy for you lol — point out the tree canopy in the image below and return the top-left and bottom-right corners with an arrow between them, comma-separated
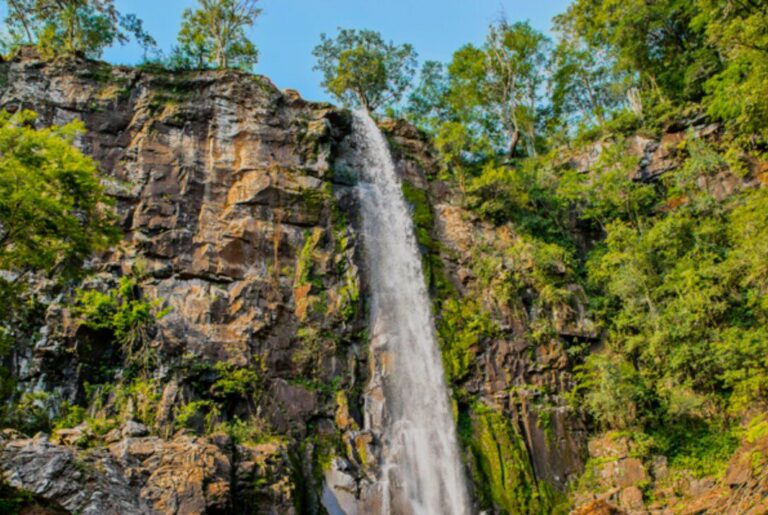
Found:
312,28 -> 417,113
0,110 -> 118,278
173,0 -> 261,70
2,0 -> 155,58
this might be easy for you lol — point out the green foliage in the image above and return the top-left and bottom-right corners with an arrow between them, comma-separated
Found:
209,359 -> 263,417
172,0 -> 260,70
75,276 -> 170,373
4,391 -> 55,435
405,60 -> 450,133
312,28 -> 417,112
668,134 -> 728,204
0,110 -> 118,279
437,298 -> 495,384
126,377 -> 161,426
294,228 -> 323,290
745,415 -> 768,445
558,0 -> 718,104
660,423 -> 738,479
3,0 -> 155,58
216,415 -> 276,445
570,354 -> 655,430
548,15 -> 629,132
557,140 -> 653,230
83,377 -> 161,431
695,0 -> 768,142
444,20 -> 549,158
53,402 -> 87,431
466,157 -> 566,240
211,361 -> 261,399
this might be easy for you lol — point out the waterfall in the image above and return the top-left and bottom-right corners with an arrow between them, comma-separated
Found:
352,110 -> 470,514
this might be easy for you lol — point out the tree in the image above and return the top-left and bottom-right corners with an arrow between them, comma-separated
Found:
549,14 -> 629,131
0,109 -> 118,403
405,60 -> 450,133
2,0 -> 155,58
695,0 -> 768,140
559,0 -> 720,103
446,20 -> 549,158
175,0 -> 261,70
0,110 -> 117,280
312,28 -> 417,113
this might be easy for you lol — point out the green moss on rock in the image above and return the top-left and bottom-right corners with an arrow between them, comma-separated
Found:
462,403 -> 558,514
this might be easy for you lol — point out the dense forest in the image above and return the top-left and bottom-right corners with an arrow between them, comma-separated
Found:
1,0 -> 767,514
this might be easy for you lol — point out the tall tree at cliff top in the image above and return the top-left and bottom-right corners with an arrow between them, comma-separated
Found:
2,0 -> 155,58
312,28 -> 418,113
548,12 -> 630,133
445,19 -> 549,158
174,0 -> 261,70
561,0 -> 720,104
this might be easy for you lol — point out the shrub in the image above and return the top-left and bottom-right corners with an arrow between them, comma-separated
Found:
75,276 -> 170,374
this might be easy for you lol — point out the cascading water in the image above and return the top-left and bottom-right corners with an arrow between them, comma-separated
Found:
352,110 -> 470,514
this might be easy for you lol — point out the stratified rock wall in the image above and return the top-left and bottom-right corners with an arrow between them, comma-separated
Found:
0,49 -> 363,513
0,50 -> 592,513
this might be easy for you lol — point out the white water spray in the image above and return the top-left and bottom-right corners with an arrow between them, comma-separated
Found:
352,111 -> 470,514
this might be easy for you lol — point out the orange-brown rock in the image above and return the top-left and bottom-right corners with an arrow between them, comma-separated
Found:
572,499 -> 625,515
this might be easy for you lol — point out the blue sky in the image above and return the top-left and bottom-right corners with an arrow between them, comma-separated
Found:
14,0 -> 573,103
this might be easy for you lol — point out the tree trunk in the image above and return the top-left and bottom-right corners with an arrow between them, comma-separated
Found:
8,0 -> 34,43
357,90 -> 370,113
508,129 -> 520,158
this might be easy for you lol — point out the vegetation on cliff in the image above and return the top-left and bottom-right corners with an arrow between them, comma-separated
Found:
0,0 -> 767,512
390,1 -> 768,510
314,1 -> 768,510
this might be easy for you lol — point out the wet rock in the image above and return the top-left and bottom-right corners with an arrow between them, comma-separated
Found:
322,458 -> 359,515
265,379 -> 318,434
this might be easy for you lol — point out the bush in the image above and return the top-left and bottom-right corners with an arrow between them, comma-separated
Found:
75,276 -> 170,373
571,354 -> 655,430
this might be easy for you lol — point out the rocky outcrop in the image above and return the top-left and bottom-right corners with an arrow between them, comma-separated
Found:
1,426 -> 293,514
573,428 -> 768,515
1,49 -> 364,512
568,119 -> 763,200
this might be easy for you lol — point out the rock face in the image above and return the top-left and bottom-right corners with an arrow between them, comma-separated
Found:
431,201 -> 591,489
0,50 -> 594,513
1,49 -> 363,513
572,429 -> 768,515
1,427 -> 293,514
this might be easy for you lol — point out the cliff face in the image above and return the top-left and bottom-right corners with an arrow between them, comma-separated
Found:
1,50 -> 363,513
0,51 -> 592,513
